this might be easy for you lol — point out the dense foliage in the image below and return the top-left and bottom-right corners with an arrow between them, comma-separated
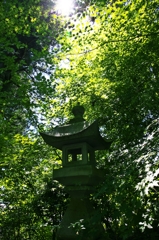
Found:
0,0 -> 66,239
0,0 -> 159,239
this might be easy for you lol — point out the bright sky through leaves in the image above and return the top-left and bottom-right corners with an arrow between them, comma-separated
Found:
56,0 -> 74,15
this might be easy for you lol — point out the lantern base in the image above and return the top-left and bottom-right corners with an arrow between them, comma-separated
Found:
54,166 -> 105,240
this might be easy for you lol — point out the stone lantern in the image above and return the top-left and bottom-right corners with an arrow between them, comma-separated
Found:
40,104 -> 111,240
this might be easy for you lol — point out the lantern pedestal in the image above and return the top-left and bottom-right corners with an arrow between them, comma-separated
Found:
54,166 -> 104,240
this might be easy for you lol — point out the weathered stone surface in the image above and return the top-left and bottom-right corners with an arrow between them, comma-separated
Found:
54,165 -> 104,186
40,120 -> 111,151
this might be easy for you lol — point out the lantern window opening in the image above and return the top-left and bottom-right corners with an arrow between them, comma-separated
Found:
62,142 -> 95,167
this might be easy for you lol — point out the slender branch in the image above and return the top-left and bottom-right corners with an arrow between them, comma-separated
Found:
65,32 -> 159,57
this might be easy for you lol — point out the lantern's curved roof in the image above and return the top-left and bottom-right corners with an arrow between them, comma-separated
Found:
40,120 -> 111,150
